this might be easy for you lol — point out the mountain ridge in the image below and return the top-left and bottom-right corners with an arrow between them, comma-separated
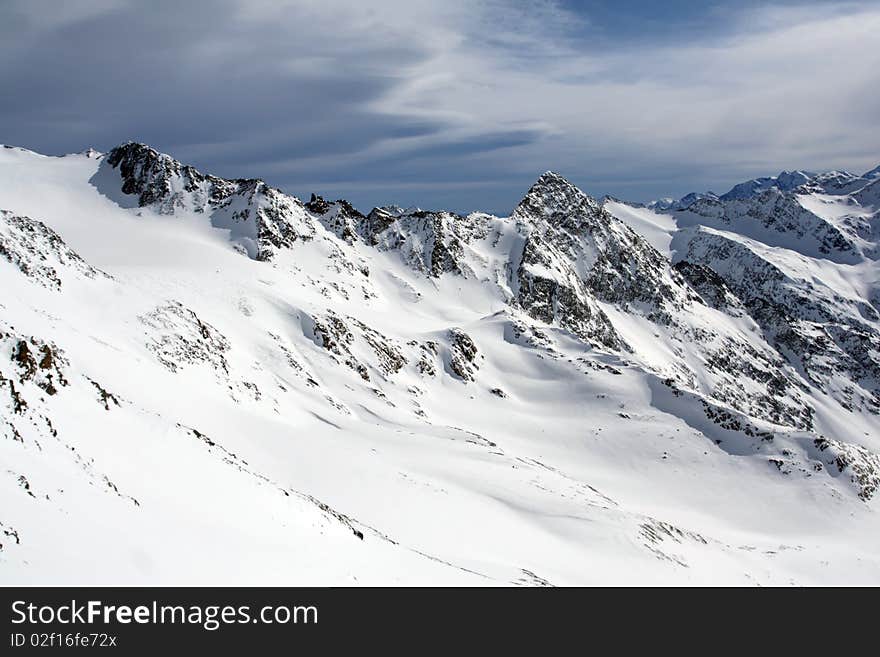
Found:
1,141 -> 879,585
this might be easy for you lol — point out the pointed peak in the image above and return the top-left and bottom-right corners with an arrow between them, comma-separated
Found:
514,170 -> 605,226
104,141 -> 183,175
108,140 -> 160,158
305,193 -> 331,214
532,170 -> 577,190
521,170 -> 594,205
537,169 -> 566,181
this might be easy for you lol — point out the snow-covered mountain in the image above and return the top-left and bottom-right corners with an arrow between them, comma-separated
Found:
2,142 -> 879,585
719,170 -> 815,201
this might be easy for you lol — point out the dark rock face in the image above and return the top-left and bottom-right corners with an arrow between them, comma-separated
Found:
813,437 -> 880,501
304,193 -> 332,215
1,322 -> 70,444
7,335 -> 68,398
702,338 -> 814,430
309,312 -> 370,382
138,301 -> 231,376
513,232 -> 621,348
0,210 -> 108,289
306,194 -> 364,244
447,329 -> 479,382
307,195 -> 493,279
351,318 -> 407,376
101,143 -> 315,260
673,261 -> 743,315
370,210 -> 480,277
516,173 -> 689,314
362,207 -> 400,245
368,208 -> 488,278
511,172 -> 693,345
677,189 -> 859,262
678,228 -> 880,415
106,142 -> 212,208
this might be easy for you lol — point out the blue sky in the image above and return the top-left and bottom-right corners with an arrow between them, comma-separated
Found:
1,0 -> 878,214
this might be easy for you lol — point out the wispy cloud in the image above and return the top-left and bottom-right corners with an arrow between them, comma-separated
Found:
0,0 -> 878,212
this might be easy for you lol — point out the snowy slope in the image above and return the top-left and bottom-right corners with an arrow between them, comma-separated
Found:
2,143 -> 879,586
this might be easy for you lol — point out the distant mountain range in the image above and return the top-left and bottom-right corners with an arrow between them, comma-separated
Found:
649,164 -> 880,210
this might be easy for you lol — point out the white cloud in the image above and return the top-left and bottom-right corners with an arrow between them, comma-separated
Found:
357,1 -> 880,184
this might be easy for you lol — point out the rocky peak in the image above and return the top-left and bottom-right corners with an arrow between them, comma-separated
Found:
105,142 -> 200,208
305,194 -> 362,219
365,208 -> 486,277
513,171 -> 688,319
359,206 -> 393,240
98,142 -> 315,260
306,194 -> 365,244
514,171 -> 605,228
305,193 -> 332,215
